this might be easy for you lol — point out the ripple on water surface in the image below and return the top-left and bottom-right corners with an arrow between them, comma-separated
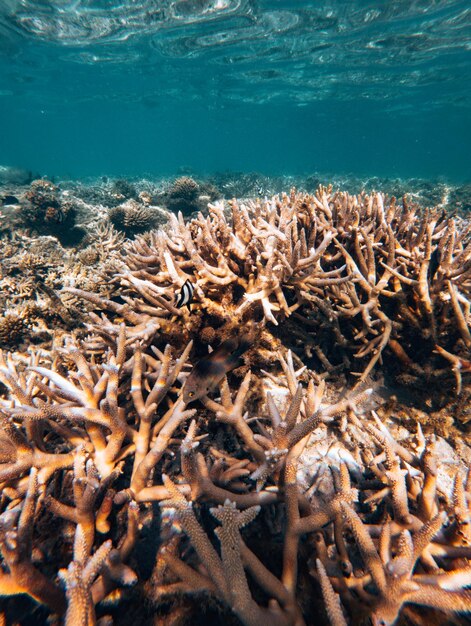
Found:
0,0 -> 469,107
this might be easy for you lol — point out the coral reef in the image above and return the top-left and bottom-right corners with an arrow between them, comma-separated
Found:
0,166 -> 34,186
111,179 -> 138,202
210,171 -> 471,215
17,180 -> 85,246
108,199 -> 169,236
0,181 -> 470,626
0,332 -> 469,625
22,180 -> 73,229
164,176 -> 220,216
0,313 -> 26,348
69,188 -> 471,409
0,226 -> 124,350
211,170 -> 296,198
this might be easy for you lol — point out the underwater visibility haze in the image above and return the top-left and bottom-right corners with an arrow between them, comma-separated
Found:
0,0 -> 470,180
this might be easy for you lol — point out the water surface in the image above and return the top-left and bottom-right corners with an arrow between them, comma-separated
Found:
0,1 -> 470,180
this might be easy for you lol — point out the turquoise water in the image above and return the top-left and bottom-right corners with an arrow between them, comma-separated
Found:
0,1 -> 470,181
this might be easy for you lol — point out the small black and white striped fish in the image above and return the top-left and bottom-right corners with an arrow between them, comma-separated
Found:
175,279 -> 195,311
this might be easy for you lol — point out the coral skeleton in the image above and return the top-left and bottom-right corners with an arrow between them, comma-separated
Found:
0,186 -> 470,625
66,189 -> 471,394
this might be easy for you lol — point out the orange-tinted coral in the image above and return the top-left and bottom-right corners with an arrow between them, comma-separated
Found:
0,184 -> 470,626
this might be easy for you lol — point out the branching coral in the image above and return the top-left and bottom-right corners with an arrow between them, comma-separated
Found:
0,321 -> 467,624
0,314 -> 26,349
0,469 -> 66,615
65,189 -> 471,401
0,186 -> 470,625
0,228 -> 125,349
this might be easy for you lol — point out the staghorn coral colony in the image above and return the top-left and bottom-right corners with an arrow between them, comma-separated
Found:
0,179 -> 470,626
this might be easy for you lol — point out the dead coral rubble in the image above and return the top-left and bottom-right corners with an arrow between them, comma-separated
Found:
0,187 -> 470,625
0,229 -> 124,350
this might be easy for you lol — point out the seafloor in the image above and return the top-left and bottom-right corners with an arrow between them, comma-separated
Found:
0,172 -> 470,626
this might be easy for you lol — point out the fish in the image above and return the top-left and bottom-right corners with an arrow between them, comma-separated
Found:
428,247 -> 441,282
175,279 -> 194,311
182,337 -> 251,403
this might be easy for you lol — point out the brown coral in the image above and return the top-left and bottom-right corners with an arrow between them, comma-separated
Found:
20,179 -> 83,245
0,185 -> 470,626
0,313 -> 26,348
108,199 -> 160,235
166,176 -> 201,215
23,180 -> 65,224
67,189 -> 471,403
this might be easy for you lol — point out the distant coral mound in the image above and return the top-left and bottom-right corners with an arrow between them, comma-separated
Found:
108,198 -> 169,236
110,178 -> 138,201
0,165 -> 33,186
19,179 -> 85,245
165,175 -> 220,215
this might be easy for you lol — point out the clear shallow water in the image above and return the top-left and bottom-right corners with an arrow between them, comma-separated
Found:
0,1 -> 470,181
